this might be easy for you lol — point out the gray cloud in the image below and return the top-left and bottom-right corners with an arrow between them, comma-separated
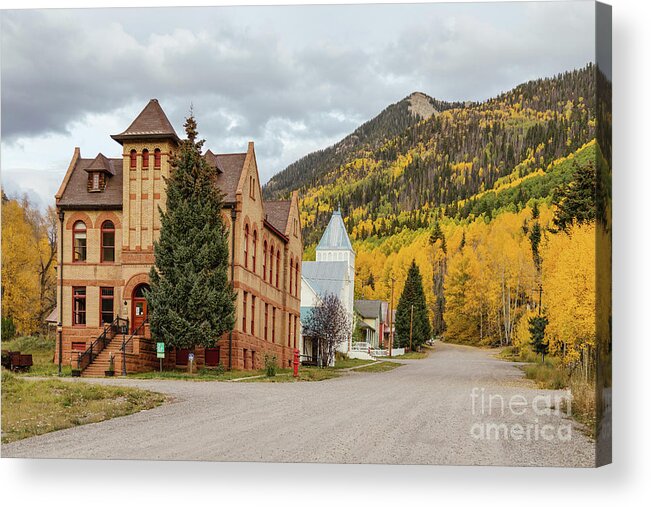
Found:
1,3 -> 594,193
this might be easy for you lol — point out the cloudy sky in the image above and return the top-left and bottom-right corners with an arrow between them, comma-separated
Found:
1,1 -> 595,209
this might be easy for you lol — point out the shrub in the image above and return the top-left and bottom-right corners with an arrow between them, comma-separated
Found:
264,354 -> 278,377
2,317 -> 16,341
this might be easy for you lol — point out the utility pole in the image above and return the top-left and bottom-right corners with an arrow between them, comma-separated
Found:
388,276 -> 395,357
409,304 -> 414,352
537,284 -> 543,316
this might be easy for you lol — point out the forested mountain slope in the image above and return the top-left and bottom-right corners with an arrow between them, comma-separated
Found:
270,65 -> 596,247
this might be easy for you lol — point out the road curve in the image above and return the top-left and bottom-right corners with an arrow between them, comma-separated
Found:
2,342 -> 595,466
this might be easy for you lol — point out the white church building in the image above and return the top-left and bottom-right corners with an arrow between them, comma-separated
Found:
300,209 -> 355,364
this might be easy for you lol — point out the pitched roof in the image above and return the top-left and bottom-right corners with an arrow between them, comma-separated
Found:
316,209 -> 353,252
265,200 -> 291,234
301,261 -> 349,298
111,99 -> 180,144
84,153 -> 115,175
354,300 -> 384,320
45,307 -> 58,323
58,156 -> 123,209
212,152 -> 247,204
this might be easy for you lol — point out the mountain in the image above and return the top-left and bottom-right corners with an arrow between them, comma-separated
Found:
265,65 -> 597,248
263,92 -> 465,199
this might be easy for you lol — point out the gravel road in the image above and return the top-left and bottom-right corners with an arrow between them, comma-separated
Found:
2,342 -> 596,466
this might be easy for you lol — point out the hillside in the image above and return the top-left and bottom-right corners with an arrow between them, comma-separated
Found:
263,92 -> 464,199
268,65 -> 596,248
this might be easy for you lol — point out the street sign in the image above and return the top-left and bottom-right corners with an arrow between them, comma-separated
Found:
156,342 -> 165,359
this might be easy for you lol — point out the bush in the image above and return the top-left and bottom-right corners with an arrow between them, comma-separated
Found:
2,317 -> 16,341
264,354 -> 278,377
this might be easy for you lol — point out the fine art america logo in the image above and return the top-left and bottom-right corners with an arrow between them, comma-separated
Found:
470,388 -> 573,442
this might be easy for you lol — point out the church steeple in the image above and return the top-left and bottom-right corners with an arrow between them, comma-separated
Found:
316,209 -> 353,253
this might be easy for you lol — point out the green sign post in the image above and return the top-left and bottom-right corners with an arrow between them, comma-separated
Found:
156,342 -> 165,372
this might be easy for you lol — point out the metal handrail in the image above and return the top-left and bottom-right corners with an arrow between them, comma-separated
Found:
120,318 -> 149,376
76,316 -> 128,371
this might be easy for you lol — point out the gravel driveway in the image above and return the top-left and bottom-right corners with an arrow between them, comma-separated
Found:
2,342 -> 595,466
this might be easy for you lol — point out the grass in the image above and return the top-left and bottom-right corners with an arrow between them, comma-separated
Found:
242,366 -> 341,382
1,335 -> 71,377
1,371 -> 166,443
398,349 -> 429,360
127,367 -> 264,381
498,345 -> 596,438
352,361 -> 403,373
332,357 -> 375,369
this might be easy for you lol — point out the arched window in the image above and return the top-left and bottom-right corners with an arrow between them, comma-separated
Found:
276,250 -> 280,288
295,263 -> 299,296
73,221 -> 87,262
289,258 -> 293,296
252,230 -> 257,273
263,241 -> 268,281
244,224 -> 249,269
269,245 -> 274,284
101,220 -> 115,263
130,150 -> 137,169
154,148 -> 161,168
142,149 -> 149,169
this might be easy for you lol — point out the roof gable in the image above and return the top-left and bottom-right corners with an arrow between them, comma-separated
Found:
265,200 -> 292,235
85,153 -> 115,175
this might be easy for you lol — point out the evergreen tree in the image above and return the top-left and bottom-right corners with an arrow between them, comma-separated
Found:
395,260 -> 431,349
529,315 -> 549,362
552,161 -> 596,232
147,114 -> 236,349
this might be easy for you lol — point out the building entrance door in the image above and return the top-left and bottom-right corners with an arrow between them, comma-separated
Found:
132,283 -> 150,333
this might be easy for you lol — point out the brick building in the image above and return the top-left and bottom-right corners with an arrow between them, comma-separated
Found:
54,99 -> 302,375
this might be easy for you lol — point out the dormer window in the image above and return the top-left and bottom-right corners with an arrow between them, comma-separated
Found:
142,149 -> 149,169
91,172 -> 100,191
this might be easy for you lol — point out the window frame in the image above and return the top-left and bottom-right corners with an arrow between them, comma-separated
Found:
100,220 -> 115,263
252,229 -> 257,273
72,221 -> 87,262
250,295 -> 256,336
263,241 -> 268,281
244,224 -> 249,269
73,287 -> 87,326
276,251 -> 280,288
154,148 -> 161,168
242,291 -> 248,333
142,149 -> 149,169
130,149 -> 137,169
100,287 -> 114,325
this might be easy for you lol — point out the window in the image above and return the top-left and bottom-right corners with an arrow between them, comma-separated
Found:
142,149 -> 149,169
272,307 -> 276,343
73,287 -> 86,325
263,241 -> 268,281
242,292 -> 248,333
249,176 -> 255,198
276,251 -> 280,288
294,315 -> 298,349
269,245 -> 274,284
264,303 -> 269,340
244,224 -> 249,269
295,264 -> 299,296
289,258 -> 293,296
73,221 -> 87,262
250,296 -> 256,336
288,313 -> 292,347
130,150 -> 137,169
91,172 -> 100,191
100,287 -> 114,324
205,347 -> 220,367
154,148 -> 161,168
243,349 -> 248,369
251,350 -> 256,369
252,230 -> 257,273
71,342 -> 86,352
101,220 -> 115,262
